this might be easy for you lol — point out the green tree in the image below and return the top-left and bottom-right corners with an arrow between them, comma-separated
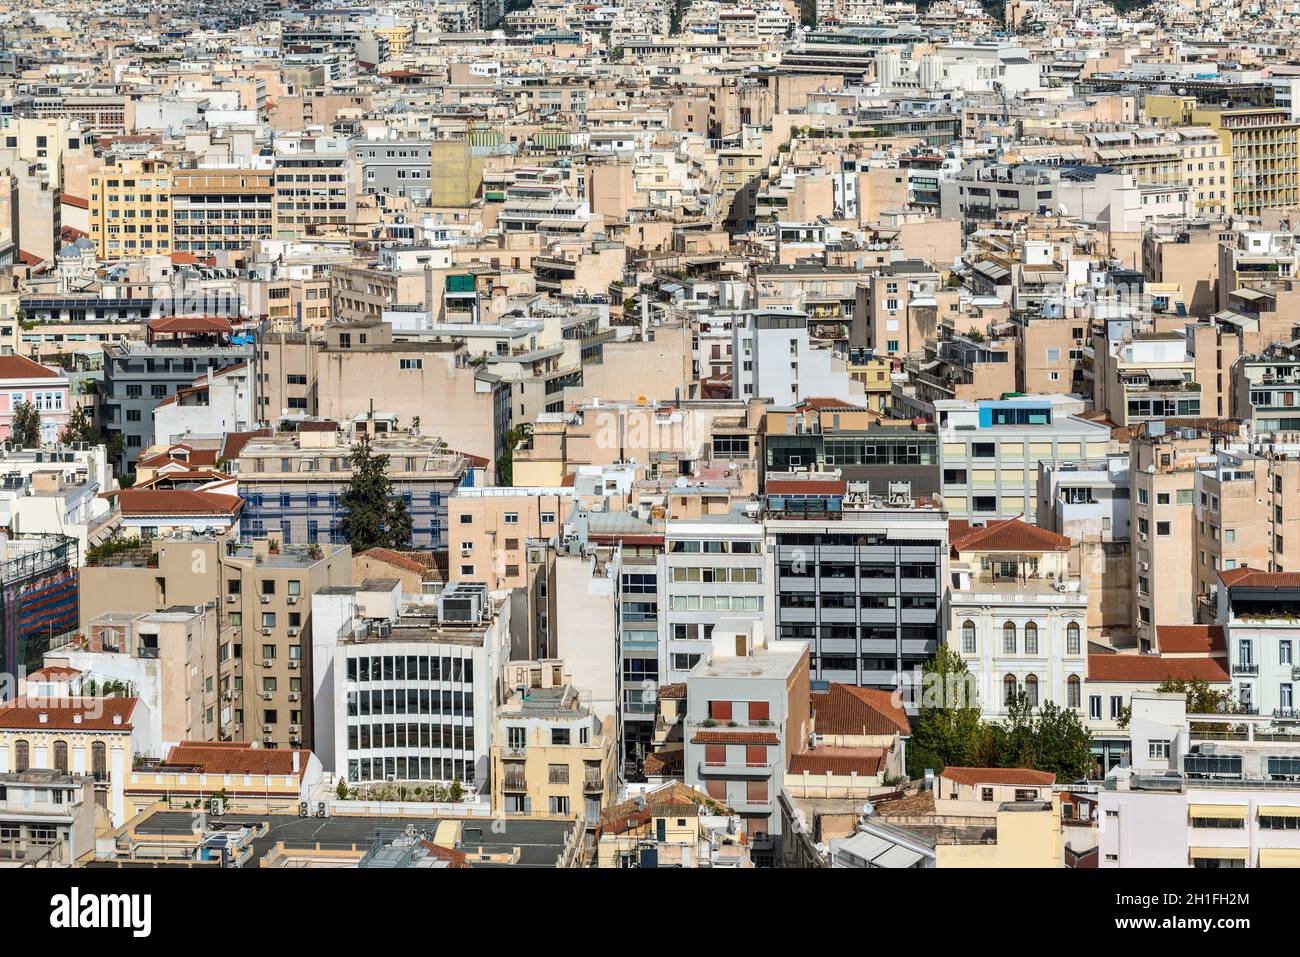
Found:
907,646 -> 984,777
58,404 -> 96,445
10,400 -> 41,448
495,423 -> 532,487
1028,701 -> 1094,783
339,434 -> 411,551
336,778 -> 349,800
1117,677 -> 1239,731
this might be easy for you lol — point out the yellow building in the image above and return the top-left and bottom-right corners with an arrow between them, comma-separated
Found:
372,24 -> 412,56
88,157 -> 173,260
491,685 -> 617,824
1147,96 -> 1298,220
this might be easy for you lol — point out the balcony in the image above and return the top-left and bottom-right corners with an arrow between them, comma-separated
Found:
502,769 -> 527,792
1233,663 -> 1260,676
698,758 -> 774,778
583,774 -> 604,793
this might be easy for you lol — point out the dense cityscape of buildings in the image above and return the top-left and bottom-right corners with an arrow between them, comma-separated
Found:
0,0 -> 1298,878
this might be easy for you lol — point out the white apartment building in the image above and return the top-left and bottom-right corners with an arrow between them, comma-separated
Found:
731,309 -> 865,405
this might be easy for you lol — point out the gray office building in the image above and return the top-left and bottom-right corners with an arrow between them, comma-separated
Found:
352,140 -> 434,203
765,492 -> 948,696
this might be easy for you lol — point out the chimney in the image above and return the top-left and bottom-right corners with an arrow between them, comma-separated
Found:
37,712 -> 47,724
112,714 -> 123,725
73,714 -> 82,725
292,751 -> 301,774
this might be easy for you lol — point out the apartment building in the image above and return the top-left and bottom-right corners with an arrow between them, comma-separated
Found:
0,769 -> 95,866
936,397 -> 1112,522
0,697 -> 153,827
235,428 -> 472,549
682,632 -> 811,865
731,309 -> 865,405
491,684 -> 617,823
272,137 -> 350,237
46,606 -> 220,752
87,156 -> 172,260
0,535 -> 80,683
0,354 -> 70,445
1216,567 -> 1300,719
852,259 -> 945,359
948,518 -> 1088,720
764,482 -> 948,691
171,166 -> 275,256
596,780 -> 754,868
78,534 -> 352,750
100,327 -> 253,472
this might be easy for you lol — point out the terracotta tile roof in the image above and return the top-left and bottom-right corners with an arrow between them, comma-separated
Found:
27,665 -> 82,679
61,194 -> 89,209
115,488 -> 243,516
0,355 -> 62,380
940,766 -> 1056,787
643,749 -> 683,776
811,684 -> 910,736
798,396 -> 866,412
790,747 -> 885,776
949,517 -> 1071,553
1156,625 -> 1226,654
147,315 -> 234,335
221,429 -> 271,462
691,730 -> 779,745
657,683 -> 686,700
163,742 -> 311,778
874,789 -> 935,817
357,547 -> 437,575
1218,567 -> 1300,589
0,697 -> 138,731
417,840 -> 470,868
1086,652 -> 1229,683
597,780 -> 728,836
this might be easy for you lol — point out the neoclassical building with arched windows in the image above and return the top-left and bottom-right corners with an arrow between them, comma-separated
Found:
0,698 -> 151,828
946,519 -> 1089,720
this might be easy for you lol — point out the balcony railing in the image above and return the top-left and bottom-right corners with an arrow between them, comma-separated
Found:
583,775 -> 603,792
1233,663 -> 1260,675
502,773 -> 527,792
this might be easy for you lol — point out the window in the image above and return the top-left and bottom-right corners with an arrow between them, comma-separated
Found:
961,620 -> 976,654
1024,674 -> 1039,707
1003,674 -> 1017,706
1110,695 -> 1123,720
1002,621 -> 1016,654
1149,740 -> 1170,760
1067,675 -> 1081,709
1066,621 -> 1081,655
1024,621 -> 1039,655
14,740 -> 29,772
1089,695 -> 1102,720
53,740 -> 68,773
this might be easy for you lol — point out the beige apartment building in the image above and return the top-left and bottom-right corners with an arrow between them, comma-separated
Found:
448,487 -> 573,592
77,535 -> 351,750
490,684 -> 618,824
256,321 -> 511,472
87,157 -> 173,260
1131,430 -> 1219,650
171,167 -> 275,258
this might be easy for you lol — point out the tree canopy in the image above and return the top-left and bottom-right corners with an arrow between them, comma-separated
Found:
339,434 -> 413,552
10,400 -> 41,448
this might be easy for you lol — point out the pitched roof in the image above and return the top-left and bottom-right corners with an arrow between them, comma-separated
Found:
357,547 -> 437,575
1218,566 -> 1300,589
940,766 -> 1056,787
790,747 -> 885,776
949,517 -> 1071,553
596,780 -> 729,836
115,488 -> 244,516
147,315 -> 234,335
1086,652 -> 1229,683
0,697 -> 137,731
657,683 -> 686,700
812,684 -> 910,736
163,741 -> 311,779
1156,624 -> 1226,654
0,355 -> 62,381
221,429 -> 271,462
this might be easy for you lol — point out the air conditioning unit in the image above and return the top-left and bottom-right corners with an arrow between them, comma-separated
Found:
262,724 -> 273,733
316,802 -> 328,818
226,594 -> 238,604
287,596 -> 299,605
209,798 -> 224,817
222,691 -> 234,701
262,657 -> 274,667
262,627 -> 274,636
260,594 -> 271,604
262,692 -> 274,701
289,691 -> 300,701
262,735 -> 274,744
288,660 -> 300,670
289,724 -> 300,734
461,548 -> 472,558
287,627 -> 300,637
299,801 -> 310,818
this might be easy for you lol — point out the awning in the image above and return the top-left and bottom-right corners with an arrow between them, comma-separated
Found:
1146,368 -> 1187,382
1258,805 -> 1300,817
1189,804 -> 1247,820
1189,846 -> 1249,861
873,844 -> 924,868
1259,848 -> 1300,868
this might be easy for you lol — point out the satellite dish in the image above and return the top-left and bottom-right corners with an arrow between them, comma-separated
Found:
861,802 -> 875,817
675,477 -> 689,488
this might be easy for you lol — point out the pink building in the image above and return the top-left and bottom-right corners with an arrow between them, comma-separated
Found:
0,355 -> 72,444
